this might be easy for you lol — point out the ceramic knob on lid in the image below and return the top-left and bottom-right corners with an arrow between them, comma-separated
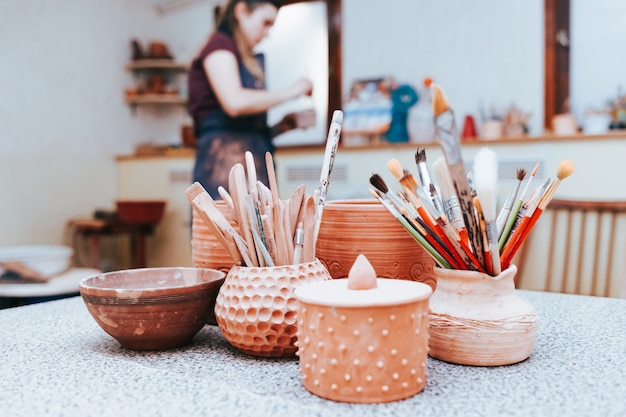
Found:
294,254 -> 433,403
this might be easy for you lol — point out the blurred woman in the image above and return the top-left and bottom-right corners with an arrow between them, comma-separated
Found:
187,0 -> 313,197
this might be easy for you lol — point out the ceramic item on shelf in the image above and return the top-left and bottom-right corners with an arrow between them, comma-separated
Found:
294,254 -> 433,403
191,201 -> 236,274
79,267 -> 226,350
552,113 -> 578,136
214,259 -> 332,358
428,264 -> 538,366
315,199 -> 436,289
480,120 -> 504,140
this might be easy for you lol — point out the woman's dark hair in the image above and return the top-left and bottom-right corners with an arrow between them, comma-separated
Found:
216,0 -> 281,80
217,0 -> 281,35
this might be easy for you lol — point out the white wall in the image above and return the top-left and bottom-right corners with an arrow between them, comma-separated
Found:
342,0 -> 545,136
0,0 -> 218,247
570,0 -> 626,121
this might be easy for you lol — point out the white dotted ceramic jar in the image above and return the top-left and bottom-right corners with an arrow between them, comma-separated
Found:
294,278 -> 432,403
214,259 -> 331,358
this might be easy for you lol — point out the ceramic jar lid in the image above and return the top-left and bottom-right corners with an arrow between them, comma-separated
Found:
295,254 -> 432,307
294,278 -> 432,307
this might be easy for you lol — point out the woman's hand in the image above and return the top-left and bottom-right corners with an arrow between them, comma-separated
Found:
289,78 -> 313,99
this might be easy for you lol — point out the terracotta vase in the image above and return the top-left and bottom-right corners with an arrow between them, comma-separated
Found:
428,265 -> 538,366
214,259 -> 332,358
191,201 -> 236,274
294,278 -> 433,403
315,200 -> 436,289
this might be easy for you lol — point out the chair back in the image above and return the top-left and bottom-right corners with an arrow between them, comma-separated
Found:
516,199 -> 626,298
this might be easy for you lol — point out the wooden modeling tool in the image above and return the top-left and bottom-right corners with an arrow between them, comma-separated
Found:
302,195 -> 316,263
185,182 -> 247,266
229,163 -> 259,266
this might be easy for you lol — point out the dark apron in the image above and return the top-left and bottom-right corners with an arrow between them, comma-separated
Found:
193,54 -> 274,198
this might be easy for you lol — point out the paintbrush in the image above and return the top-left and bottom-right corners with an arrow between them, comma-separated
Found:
387,158 -> 404,181
496,168 -> 526,239
370,189 -> 452,269
432,156 -> 468,245
369,173 -> 417,217
416,186 -> 473,270
499,180 -> 547,268
431,82 -> 485,269
500,160 -> 575,269
415,148 -> 443,212
473,197 -> 493,274
400,207 -> 463,270
473,147 -> 501,275
315,110 -> 344,240
499,162 -> 539,250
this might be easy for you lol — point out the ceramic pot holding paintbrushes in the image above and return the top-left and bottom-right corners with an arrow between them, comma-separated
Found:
214,258 -> 331,358
428,264 -> 537,366
315,199 -> 436,290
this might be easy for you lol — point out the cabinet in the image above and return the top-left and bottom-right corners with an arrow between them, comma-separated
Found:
124,59 -> 188,106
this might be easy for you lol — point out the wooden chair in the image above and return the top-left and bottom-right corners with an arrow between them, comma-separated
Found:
516,199 -> 626,298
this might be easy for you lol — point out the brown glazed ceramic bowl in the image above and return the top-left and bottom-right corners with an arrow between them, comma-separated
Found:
79,267 -> 225,350
115,200 -> 166,225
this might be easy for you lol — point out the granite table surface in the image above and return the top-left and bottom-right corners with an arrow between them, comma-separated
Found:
0,290 -> 624,417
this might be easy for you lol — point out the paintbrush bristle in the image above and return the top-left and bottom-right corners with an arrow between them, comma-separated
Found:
431,156 -> 455,200
556,160 -> 576,180
415,148 -> 426,164
431,83 -> 450,117
387,159 -> 404,180
369,173 -> 389,194
516,168 -> 526,181
472,147 -> 498,221
400,169 -> 419,192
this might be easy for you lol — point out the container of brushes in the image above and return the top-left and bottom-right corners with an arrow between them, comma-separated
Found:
214,259 -> 331,358
428,264 -> 538,366
294,254 -> 433,403
191,201 -> 236,274
315,199 -> 436,290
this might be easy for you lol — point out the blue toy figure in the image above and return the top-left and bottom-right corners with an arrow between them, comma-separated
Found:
386,84 -> 418,143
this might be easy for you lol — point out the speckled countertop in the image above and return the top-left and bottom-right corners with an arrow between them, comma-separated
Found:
1,291 -> 624,417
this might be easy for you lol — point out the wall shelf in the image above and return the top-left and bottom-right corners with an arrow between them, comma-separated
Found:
124,59 -> 188,107
125,60 -> 188,71
125,94 -> 186,105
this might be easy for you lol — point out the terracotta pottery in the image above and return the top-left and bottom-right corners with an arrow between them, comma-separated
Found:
428,265 -> 538,366
315,199 -> 436,289
191,201 -> 236,274
294,276 -> 433,403
79,267 -> 226,351
214,259 -> 332,358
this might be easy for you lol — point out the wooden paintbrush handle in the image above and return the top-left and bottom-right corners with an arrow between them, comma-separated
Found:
448,163 -> 485,269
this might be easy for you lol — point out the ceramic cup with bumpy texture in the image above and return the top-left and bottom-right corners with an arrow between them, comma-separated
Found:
214,259 -> 331,358
294,277 -> 433,403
